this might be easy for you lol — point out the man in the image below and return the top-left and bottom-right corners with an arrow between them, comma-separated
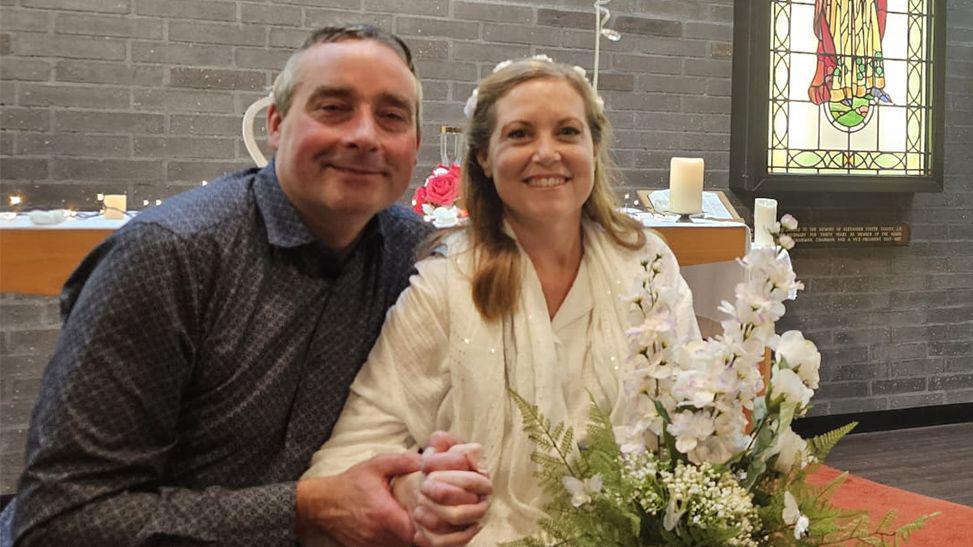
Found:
1,25 -> 477,546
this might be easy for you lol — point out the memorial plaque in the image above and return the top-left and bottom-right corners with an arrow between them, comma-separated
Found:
788,224 -> 910,247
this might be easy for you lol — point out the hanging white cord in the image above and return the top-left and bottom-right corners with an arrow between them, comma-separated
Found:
242,95 -> 274,167
592,0 -> 621,93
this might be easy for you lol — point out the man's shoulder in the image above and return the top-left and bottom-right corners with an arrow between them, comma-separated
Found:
128,166 -> 260,240
378,204 -> 433,247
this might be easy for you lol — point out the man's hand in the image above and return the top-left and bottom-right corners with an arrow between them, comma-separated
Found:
296,452 -> 421,547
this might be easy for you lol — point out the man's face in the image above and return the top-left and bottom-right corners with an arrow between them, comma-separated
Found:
268,40 -> 420,232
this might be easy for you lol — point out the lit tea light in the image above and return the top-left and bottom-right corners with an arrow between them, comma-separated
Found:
9,195 -> 23,206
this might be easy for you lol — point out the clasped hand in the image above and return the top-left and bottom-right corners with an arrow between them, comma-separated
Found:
397,432 -> 492,547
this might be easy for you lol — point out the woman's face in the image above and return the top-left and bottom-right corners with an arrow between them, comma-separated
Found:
476,77 -> 596,229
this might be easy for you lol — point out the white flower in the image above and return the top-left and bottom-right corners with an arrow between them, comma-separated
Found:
663,494 -> 686,531
563,474 -> 603,507
667,410 -> 715,453
780,214 -> 798,230
783,491 -> 810,538
572,65 -> 587,78
422,205 -> 462,228
778,234 -> 795,250
463,88 -> 478,119
531,53 -> 554,63
770,367 -> 813,408
776,331 -> 820,389
767,427 -> 809,473
491,59 -> 513,73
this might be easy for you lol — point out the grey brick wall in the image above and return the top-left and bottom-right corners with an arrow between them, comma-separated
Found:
1,0 -> 971,493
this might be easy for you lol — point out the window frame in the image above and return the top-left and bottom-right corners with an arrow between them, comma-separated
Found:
729,0 -> 946,193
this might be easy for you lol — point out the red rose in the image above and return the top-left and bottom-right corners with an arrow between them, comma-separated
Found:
411,185 -> 427,215
423,163 -> 461,206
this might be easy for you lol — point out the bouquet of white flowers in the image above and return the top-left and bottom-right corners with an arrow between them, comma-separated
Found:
510,215 -> 933,546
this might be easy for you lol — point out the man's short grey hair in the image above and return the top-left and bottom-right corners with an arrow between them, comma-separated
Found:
272,24 -> 422,129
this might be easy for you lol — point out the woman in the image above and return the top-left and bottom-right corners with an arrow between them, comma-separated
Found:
304,57 -> 699,545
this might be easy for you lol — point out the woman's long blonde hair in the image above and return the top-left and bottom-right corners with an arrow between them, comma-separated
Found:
459,58 -> 645,321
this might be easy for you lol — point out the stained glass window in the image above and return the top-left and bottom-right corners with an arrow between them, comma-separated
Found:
767,0 -> 932,175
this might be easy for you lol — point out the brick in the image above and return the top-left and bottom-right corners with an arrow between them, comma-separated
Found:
0,107 -> 49,130
929,374 -> 973,390
274,0 -> 359,7
0,58 -> 51,81
710,42 -> 733,59
683,95 -> 731,114
636,74 -> 708,94
132,41 -> 234,66
166,160 -> 252,182
612,54 -> 682,75
133,88 -> 235,113
303,9 -> 392,31
55,60 -> 164,86
1,327 -> 60,356
268,27 -> 308,49
536,8 -> 588,29
397,17 -> 479,40
0,33 -> 8,55
890,358 -> 945,378
615,15 -> 682,37
169,21 -> 265,47
54,13 -> 161,38
638,0 -> 700,20
133,136 -> 236,159
241,3 -> 302,26
414,59 -> 477,81
483,23 -> 561,46
170,114 -> 240,136
170,68 -> 266,91
16,133 -> 129,157
421,81 -> 448,101
889,392 -> 946,408
606,91 -> 681,112
364,0 -> 446,16
402,38 -> 448,61
872,377 -> 927,394
235,47 -> 293,70
19,83 -> 129,109
0,157 -> 48,180
454,2 -> 531,24
830,363 -> 889,382
827,397 -> 888,414
0,8 -> 51,31
683,58 -> 731,78
134,0 -> 236,21
684,22 -> 732,41
928,340 -> 973,356
54,110 -> 164,134
0,301 -> 59,330
52,158 -> 163,181
818,381 -> 869,399
13,33 -> 126,60
946,389 -> 973,404
20,0 -> 128,13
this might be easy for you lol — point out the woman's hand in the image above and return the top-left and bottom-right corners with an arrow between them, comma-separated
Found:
395,437 -> 492,547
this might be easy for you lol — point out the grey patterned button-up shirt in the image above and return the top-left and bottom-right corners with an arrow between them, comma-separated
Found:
1,162 -> 431,546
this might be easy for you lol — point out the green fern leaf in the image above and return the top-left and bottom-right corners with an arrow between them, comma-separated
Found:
809,421 -> 857,460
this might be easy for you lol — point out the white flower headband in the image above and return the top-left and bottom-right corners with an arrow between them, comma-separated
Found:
462,54 -> 605,119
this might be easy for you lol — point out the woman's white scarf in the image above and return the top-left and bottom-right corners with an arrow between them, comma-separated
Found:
441,220 -> 693,532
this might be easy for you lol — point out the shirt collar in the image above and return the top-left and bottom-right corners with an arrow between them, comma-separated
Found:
254,159 -> 386,251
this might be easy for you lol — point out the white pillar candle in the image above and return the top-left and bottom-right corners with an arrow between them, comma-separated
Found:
668,157 -> 704,214
753,198 -> 778,247
103,194 -> 127,220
